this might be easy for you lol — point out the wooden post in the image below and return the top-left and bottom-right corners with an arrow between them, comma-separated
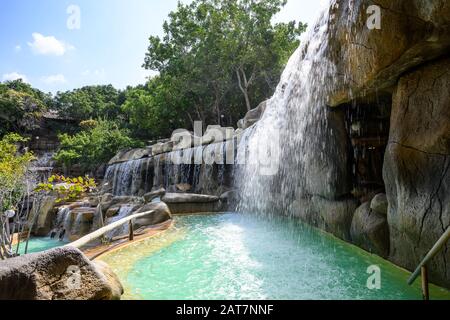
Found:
128,220 -> 134,242
421,266 -> 429,301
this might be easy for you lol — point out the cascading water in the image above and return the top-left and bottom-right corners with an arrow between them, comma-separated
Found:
236,0 -> 348,216
103,140 -> 236,197
105,205 -> 135,240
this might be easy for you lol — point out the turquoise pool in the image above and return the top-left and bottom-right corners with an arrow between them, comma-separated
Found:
101,213 -> 449,300
15,237 -> 66,255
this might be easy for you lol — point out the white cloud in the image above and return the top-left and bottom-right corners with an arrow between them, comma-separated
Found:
28,33 -> 74,56
2,72 -> 29,83
41,74 -> 67,85
14,45 -> 22,52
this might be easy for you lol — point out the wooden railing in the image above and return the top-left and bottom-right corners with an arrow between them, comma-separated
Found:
407,227 -> 450,300
65,210 -> 155,249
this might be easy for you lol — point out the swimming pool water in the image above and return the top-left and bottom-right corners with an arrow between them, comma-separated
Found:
100,213 -> 449,300
14,237 -> 66,255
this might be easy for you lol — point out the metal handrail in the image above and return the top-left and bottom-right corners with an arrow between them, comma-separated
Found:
407,227 -> 450,286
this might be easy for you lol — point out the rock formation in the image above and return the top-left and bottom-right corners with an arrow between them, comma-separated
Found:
0,247 -> 123,300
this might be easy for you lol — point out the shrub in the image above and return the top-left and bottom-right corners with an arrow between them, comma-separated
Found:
54,120 -> 142,172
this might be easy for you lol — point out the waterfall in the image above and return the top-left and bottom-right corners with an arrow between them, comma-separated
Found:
236,0 -> 342,215
104,158 -> 150,196
104,205 -> 135,240
103,140 -> 236,197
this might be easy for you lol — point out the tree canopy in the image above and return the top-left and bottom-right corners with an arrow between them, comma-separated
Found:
0,80 -> 50,136
142,0 -> 306,127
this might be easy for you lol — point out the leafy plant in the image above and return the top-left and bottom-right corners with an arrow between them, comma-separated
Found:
54,119 -> 142,172
0,134 -> 34,211
35,174 -> 97,203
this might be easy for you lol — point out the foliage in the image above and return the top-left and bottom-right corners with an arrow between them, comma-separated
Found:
54,85 -> 123,121
79,119 -> 99,130
121,78 -> 187,139
54,120 -> 142,171
0,134 -> 34,211
142,0 -> 306,128
35,174 -> 97,203
0,80 -> 49,135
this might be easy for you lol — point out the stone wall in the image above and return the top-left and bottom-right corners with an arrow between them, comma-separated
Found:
384,57 -> 450,287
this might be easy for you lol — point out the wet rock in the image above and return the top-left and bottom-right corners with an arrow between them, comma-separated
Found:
0,247 -> 123,300
220,190 -> 240,210
144,188 -> 166,203
350,202 -> 390,258
133,202 -> 172,229
370,194 -> 388,216
384,57 -> 450,288
32,196 -> 57,237
237,100 -> 268,129
162,193 -> 221,214
301,108 -> 352,199
70,208 -> 96,223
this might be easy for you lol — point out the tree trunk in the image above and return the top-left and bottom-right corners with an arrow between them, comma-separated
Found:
236,68 -> 252,112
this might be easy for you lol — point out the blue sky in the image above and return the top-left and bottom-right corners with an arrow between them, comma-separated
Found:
0,0 -> 325,94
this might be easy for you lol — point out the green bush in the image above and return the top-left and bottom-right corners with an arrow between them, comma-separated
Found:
0,133 -> 34,211
54,120 -> 142,172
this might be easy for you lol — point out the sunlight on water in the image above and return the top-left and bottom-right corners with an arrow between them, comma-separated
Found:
100,214 -> 449,300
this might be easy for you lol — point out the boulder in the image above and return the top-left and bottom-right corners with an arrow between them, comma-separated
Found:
162,193 -> 219,204
100,196 -> 144,214
100,193 -> 114,204
237,100 -> 268,129
133,202 -> 172,229
370,193 -> 388,216
326,0 -> 450,106
144,188 -> 166,203
0,247 -> 123,300
350,202 -> 390,258
203,126 -> 235,144
105,206 -> 121,218
384,57 -> 450,288
92,261 -> 123,300
32,196 -> 57,237
162,193 -> 221,214
108,148 -> 151,165
151,143 -> 165,156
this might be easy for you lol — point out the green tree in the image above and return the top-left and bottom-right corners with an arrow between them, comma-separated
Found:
122,77 -> 188,139
0,80 -> 49,135
54,85 -> 122,121
0,134 -> 34,211
143,0 -> 306,127
54,120 -> 141,172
